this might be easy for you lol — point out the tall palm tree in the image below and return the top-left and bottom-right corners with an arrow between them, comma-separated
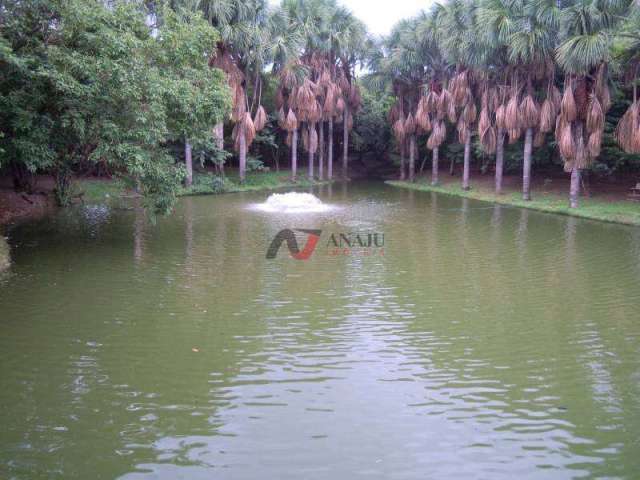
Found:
555,0 -> 630,207
436,0 -> 486,191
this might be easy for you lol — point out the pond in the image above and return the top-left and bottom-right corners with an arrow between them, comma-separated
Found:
1,181 -> 639,479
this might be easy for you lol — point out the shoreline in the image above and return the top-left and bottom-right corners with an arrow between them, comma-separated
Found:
386,180 -> 640,227
0,171 -> 336,228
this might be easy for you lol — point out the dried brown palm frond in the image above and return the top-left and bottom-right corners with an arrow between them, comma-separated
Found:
323,85 -> 336,115
615,101 -> 640,153
388,102 -> 401,124
520,95 -> 540,129
338,74 -> 350,95
451,71 -> 469,107
508,128 -> 521,144
561,82 -> 577,122
404,113 -> 416,135
505,93 -> 520,131
558,120 -> 575,160
447,99 -> 457,123
478,106 -> 491,139
425,91 -> 439,113
457,117 -> 468,144
488,87 -> 500,112
438,90 -> 452,120
495,104 -> 507,130
335,97 -> 346,117
393,118 -> 406,143
319,69 -> 331,86
253,106 -> 267,132
463,100 -> 477,124
427,121 -> 446,150
308,101 -> 323,124
283,109 -> 298,132
534,130 -> 545,148
302,126 -> 309,151
347,112 -> 354,131
308,125 -> 318,154
539,99 -> 555,133
587,130 -> 602,158
417,109 -> 432,132
349,85 -> 361,110
233,112 -> 256,152
232,85 -> 247,122
550,85 -> 562,113
586,95 -> 604,134
480,125 -> 497,154
285,131 -> 292,147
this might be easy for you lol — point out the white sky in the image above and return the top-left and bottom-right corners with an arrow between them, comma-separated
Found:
340,0 -> 434,36
269,0 -> 433,37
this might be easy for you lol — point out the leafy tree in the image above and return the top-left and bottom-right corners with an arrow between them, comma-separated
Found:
0,0 -> 230,213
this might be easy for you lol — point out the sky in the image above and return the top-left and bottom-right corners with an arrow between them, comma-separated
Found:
269,0 -> 434,37
338,0 -> 434,36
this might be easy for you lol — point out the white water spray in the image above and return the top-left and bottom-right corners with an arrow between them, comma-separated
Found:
251,192 -> 334,214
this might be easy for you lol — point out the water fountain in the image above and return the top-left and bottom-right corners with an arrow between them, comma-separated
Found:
251,192 -> 335,214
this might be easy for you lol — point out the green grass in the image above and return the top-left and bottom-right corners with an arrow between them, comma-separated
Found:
74,178 -> 128,202
179,170 -> 333,196
387,180 -> 640,226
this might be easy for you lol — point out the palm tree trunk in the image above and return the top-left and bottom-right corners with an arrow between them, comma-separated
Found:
328,118 -> 333,180
570,166 -> 580,208
342,106 -> 349,179
291,128 -> 298,181
495,128 -> 505,194
318,121 -> 325,180
214,123 -> 224,176
400,153 -> 405,180
570,121 -> 584,208
308,148 -> 314,180
239,133 -> 246,184
523,127 -> 533,200
462,130 -> 471,190
185,138 -> 193,187
409,134 -> 416,182
431,147 -> 439,186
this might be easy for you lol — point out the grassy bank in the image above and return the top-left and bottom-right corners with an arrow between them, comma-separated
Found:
76,170 -> 332,203
178,170 -> 332,196
387,180 -> 640,227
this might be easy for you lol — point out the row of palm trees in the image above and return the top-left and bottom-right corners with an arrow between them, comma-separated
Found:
373,0 -> 640,208
180,0 -> 368,185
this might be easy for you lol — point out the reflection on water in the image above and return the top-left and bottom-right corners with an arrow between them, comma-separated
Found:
1,182 -> 639,479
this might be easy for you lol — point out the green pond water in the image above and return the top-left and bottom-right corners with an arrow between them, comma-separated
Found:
1,182 -> 640,479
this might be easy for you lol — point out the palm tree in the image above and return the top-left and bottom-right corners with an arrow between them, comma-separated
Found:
436,0 -> 485,191
555,0 -> 630,207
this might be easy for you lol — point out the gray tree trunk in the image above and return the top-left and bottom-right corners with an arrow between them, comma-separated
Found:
409,134 -> 416,182
214,123 -> 224,176
185,138 -> 193,187
318,121 -> 325,180
308,146 -> 314,180
343,106 -> 349,179
431,147 -> 439,186
291,128 -> 298,181
462,130 -> 471,190
523,127 -> 533,200
239,132 -> 246,184
328,118 -> 333,180
570,167 -> 580,208
495,128 -> 505,194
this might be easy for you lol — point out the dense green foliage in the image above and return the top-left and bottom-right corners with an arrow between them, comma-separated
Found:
0,0 -> 229,213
